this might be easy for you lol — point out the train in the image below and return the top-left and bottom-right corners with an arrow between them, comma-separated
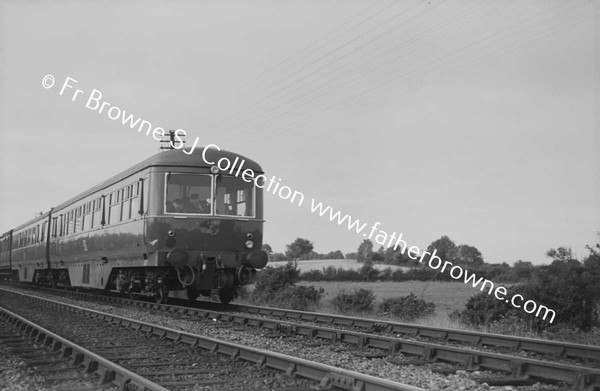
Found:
0,147 -> 269,303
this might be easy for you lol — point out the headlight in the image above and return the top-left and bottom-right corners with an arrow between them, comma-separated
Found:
245,240 -> 254,249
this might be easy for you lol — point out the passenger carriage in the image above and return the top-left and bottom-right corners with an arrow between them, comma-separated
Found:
0,148 -> 268,303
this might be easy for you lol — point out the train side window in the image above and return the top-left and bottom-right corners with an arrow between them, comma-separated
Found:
83,203 -> 92,231
92,197 -> 102,228
41,223 -> 46,242
120,189 -> 127,222
109,193 -> 120,225
91,201 -> 96,229
75,206 -> 83,232
73,209 -> 77,233
81,205 -> 86,231
66,210 -> 73,235
130,191 -> 138,220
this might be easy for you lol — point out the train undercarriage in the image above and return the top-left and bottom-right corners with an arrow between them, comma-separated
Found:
108,264 -> 253,304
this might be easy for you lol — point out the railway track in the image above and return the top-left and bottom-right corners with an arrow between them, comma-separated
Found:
0,288 -> 423,391
202,302 -> 600,365
3,283 -> 600,390
0,305 -> 168,391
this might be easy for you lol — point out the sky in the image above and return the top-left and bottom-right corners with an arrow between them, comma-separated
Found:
0,0 -> 598,265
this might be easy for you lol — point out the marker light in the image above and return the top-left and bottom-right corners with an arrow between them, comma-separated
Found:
210,166 -> 219,174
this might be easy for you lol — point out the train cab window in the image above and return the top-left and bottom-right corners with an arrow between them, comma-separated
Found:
215,176 -> 255,217
165,173 -> 212,215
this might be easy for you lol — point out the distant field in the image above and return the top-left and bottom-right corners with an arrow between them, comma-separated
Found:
261,259 -> 478,318
268,259 -> 410,272
297,280 -> 479,315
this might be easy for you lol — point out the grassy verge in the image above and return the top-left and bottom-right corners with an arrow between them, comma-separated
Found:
297,280 -> 477,315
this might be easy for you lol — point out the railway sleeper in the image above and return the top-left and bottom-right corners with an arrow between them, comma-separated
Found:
477,375 -> 538,387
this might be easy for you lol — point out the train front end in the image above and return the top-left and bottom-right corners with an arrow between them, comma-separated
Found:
136,148 -> 268,303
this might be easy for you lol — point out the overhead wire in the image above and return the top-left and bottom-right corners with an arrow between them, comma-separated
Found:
177,0 -> 402,130
221,0 -> 592,145
215,0 -> 511,138
214,0 -> 526,142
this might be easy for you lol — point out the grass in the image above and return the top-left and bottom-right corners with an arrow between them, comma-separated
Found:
268,259 -> 410,272
237,279 -> 600,344
297,280 -> 478,315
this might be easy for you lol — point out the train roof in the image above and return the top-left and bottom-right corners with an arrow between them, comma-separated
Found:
52,147 -> 263,212
3,210 -> 51,236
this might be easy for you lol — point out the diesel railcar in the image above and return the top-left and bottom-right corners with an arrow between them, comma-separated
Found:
0,148 -> 268,303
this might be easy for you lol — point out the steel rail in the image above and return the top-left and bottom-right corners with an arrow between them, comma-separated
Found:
0,288 -> 424,391
0,305 -> 170,391
3,284 -> 600,389
216,304 -> 599,362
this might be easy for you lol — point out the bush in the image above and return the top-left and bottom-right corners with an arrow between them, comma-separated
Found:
246,262 -> 324,310
452,287 -> 521,328
250,262 -> 300,302
331,289 -> 375,313
269,285 -> 325,311
378,294 -> 435,321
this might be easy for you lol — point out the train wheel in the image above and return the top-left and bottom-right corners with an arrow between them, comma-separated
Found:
187,288 -> 200,303
128,287 -> 136,300
218,289 -> 234,304
155,286 -> 168,304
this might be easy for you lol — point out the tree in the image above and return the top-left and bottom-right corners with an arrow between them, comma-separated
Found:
450,244 -> 484,267
426,235 -> 456,262
326,250 -> 344,259
285,238 -> 314,261
262,243 -> 273,254
357,239 -> 374,263
545,247 -> 575,262
383,246 -> 411,265
512,260 -> 533,280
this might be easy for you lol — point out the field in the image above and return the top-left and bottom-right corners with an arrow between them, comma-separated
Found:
266,259 -> 477,315
268,259 -> 410,272
297,280 -> 479,315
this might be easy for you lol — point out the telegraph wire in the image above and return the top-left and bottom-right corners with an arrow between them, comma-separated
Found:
182,0 -> 428,133
220,1 -> 589,145
177,0 -> 401,130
